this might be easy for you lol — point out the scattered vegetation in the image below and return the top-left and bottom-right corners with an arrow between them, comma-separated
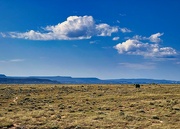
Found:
0,84 -> 179,128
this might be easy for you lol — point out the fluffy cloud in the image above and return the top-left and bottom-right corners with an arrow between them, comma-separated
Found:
149,33 -> 163,43
5,16 -> 118,40
114,37 -> 177,58
120,27 -> 132,33
95,23 -> 118,36
133,33 -> 164,43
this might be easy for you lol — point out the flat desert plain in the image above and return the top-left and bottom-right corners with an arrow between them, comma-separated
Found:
0,84 -> 179,129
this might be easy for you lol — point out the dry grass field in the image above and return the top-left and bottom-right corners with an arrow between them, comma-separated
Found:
0,84 -> 179,129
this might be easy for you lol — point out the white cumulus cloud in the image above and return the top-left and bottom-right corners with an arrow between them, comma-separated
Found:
120,27 -> 132,33
149,33 -> 164,43
4,16 -> 119,40
133,32 -> 164,43
95,23 -> 118,36
114,37 -> 177,58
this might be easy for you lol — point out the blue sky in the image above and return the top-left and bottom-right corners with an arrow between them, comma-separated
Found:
0,0 -> 180,80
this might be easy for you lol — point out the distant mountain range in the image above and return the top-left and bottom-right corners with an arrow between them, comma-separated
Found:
0,74 -> 179,84
0,74 -> 59,84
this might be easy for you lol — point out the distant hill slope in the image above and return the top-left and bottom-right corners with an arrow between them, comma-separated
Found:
0,74 -> 6,78
0,74 -> 179,84
33,76 -> 180,84
104,79 -> 180,84
0,76 -> 60,84
31,76 -> 102,84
